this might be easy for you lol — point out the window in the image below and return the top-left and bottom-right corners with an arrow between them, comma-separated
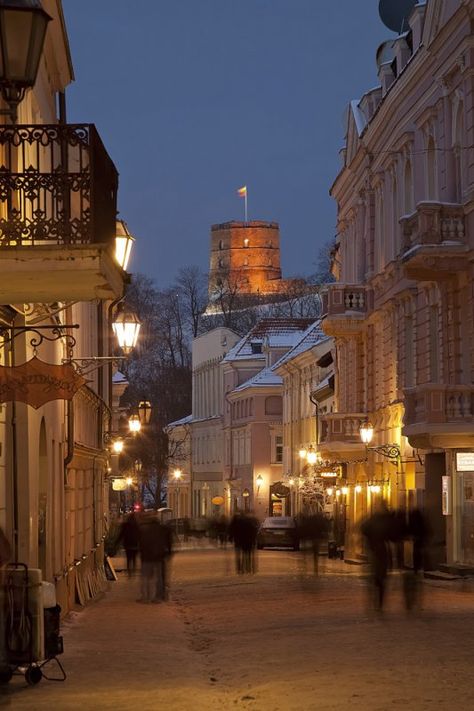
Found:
244,238 -> 249,248
251,342 -> 262,354
275,435 -> 283,463
219,239 -> 224,250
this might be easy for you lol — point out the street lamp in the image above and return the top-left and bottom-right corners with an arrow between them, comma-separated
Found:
256,474 -> 263,495
112,304 -> 141,355
359,421 -> 401,461
173,469 -> 182,535
298,447 -> 308,460
111,438 -> 124,454
128,414 -> 141,434
0,0 -> 52,122
114,219 -> 135,271
138,400 -> 152,425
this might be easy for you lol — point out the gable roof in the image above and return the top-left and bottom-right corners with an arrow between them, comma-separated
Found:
231,367 -> 282,394
273,320 -> 328,369
223,318 -> 315,363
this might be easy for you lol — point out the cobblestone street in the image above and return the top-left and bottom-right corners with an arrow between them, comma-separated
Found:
3,548 -> 474,710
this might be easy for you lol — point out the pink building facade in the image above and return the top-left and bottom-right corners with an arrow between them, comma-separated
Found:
321,0 -> 474,566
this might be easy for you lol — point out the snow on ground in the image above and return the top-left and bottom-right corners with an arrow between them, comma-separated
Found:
4,547 -> 474,710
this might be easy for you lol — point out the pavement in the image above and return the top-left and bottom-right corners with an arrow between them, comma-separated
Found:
3,547 -> 474,710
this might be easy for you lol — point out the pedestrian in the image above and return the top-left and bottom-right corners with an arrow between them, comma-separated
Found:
137,512 -> 173,603
229,512 -> 258,574
118,512 -> 140,577
403,507 -> 430,611
302,512 -> 328,575
360,501 -> 393,612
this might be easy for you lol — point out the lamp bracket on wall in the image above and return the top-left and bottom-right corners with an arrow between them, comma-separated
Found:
366,443 -> 401,462
0,324 -> 79,352
64,356 -> 125,376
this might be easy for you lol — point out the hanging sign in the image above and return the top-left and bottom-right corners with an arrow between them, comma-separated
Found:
211,496 -> 224,506
0,357 -> 86,408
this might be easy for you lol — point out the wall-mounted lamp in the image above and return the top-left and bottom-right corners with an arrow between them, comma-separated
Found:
0,0 -> 51,123
112,303 -> 141,355
115,219 -> 135,271
138,400 -> 152,425
359,422 -> 401,462
256,474 -> 263,495
128,414 -> 141,434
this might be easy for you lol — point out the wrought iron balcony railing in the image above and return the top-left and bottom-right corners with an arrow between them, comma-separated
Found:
0,124 -> 118,247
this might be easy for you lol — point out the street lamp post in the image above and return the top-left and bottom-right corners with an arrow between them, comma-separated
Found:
0,0 -> 52,123
173,469 -> 182,536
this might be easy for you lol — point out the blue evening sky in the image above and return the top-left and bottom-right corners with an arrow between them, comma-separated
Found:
61,1 -> 390,286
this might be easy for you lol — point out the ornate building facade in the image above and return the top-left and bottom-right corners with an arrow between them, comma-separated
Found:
321,0 -> 474,566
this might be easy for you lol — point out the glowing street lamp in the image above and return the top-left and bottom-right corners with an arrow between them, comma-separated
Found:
112,438 -> 124,454
114,219 -> 135,271
128,414 -> 141,434
112,304 -> 141,355
359,422 -> 374,445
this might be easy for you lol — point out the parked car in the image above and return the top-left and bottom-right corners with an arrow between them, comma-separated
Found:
257,516 -> 299,551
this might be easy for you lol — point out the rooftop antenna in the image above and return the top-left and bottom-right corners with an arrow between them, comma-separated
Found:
378,0 -> 417,34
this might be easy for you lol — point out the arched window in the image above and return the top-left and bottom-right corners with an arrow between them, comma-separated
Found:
219,239 -> 224,250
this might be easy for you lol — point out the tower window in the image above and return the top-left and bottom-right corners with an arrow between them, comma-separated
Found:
219,239 -> 224,250
244,238 -> 249,248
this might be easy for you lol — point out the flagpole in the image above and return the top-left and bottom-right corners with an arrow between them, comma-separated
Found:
244,191 -> 248,223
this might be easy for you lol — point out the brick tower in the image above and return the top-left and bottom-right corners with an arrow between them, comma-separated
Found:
208,221 -> 283,298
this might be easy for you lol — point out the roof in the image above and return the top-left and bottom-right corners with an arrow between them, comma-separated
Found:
232,367 -> 282,393
273,321 -> 328,369
166,414 -> 193,428
223,318 -> 316,363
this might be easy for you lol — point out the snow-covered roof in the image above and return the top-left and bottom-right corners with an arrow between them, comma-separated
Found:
166,414 -> 193,428
112,371 -> 128,384
351,99 -> 367,136
273,321 -> 328,369
231,367 -> 282,393
223,318 -> 315,363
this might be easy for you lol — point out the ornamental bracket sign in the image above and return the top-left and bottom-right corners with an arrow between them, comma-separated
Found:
0,357 -> 86,408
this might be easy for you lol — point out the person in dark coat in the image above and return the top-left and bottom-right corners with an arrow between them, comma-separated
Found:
137,512 -> 173,603
118,512 -> 140,577
299,513 -> 329,575
228,512 -> 259,574
360,501 -> 393,612
403,507 -> 431,611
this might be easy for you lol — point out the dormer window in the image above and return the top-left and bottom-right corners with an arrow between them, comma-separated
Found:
244,238 -> 249,248
251,342 -> 262,354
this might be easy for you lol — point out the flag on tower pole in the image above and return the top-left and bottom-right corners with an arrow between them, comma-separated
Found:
237,185 -> 248,223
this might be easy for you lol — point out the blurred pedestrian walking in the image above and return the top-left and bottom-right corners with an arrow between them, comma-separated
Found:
360,501 -> 393,612
137,512 -> 173,603
118,512 -> 140,577
229,512 -> 259,574
298,512 -> 329,575
403,507 -> 430,611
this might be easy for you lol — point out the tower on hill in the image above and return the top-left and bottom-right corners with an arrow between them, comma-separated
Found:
208,220 -> 284,298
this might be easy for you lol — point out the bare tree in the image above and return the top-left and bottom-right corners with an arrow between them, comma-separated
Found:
176,265 -> 207,338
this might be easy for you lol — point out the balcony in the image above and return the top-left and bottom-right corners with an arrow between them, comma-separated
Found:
0,124 -> 124,302
403,383 -> 474,449
319,412 -> 367,457
321,284 -> 371,337
400,202 -> 469,281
